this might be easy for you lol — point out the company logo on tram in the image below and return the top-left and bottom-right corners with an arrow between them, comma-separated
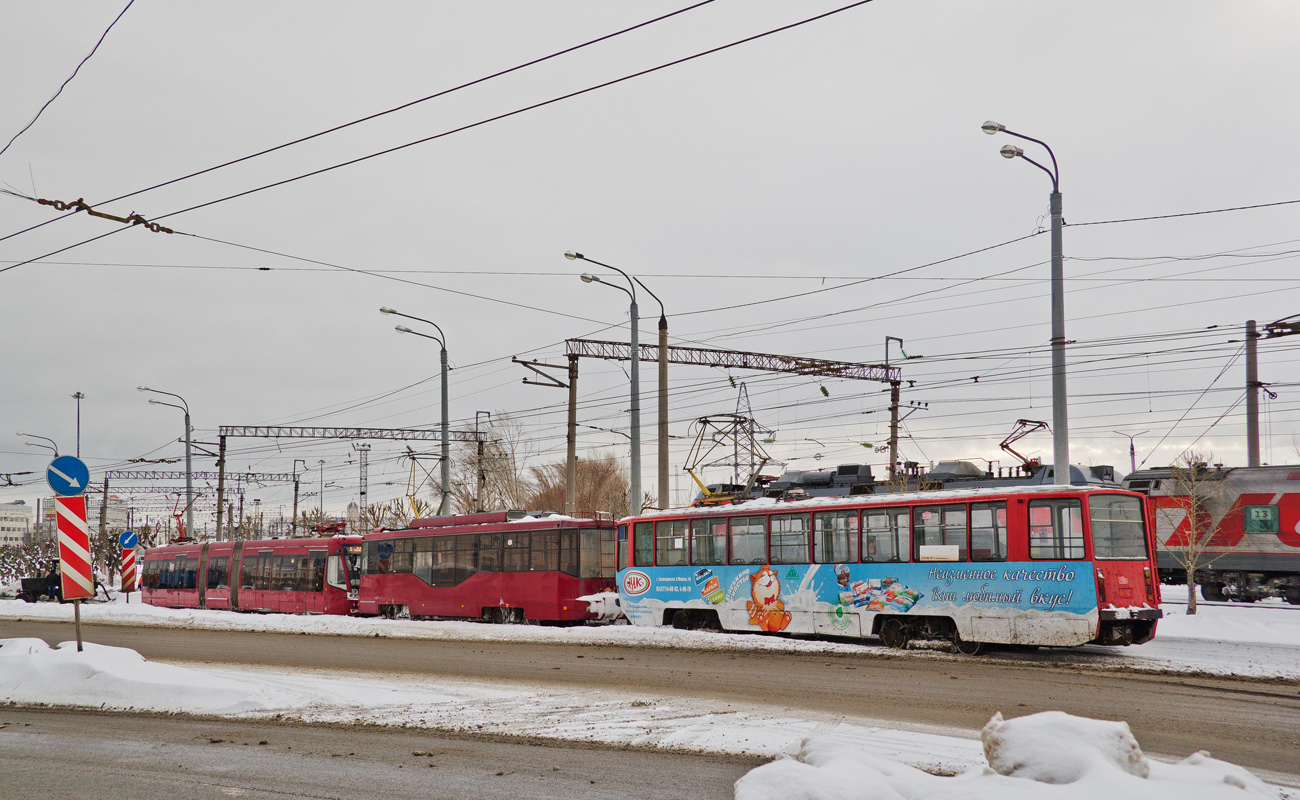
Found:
623,570 -> 651,596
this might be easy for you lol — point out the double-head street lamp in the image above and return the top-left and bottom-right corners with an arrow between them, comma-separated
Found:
71,392 -> 85,457
568,251 -> 670,512
380,307 -> 451,515
982,120 -> 1069,485
17,431 -> 59,456
138,386 -> 194,534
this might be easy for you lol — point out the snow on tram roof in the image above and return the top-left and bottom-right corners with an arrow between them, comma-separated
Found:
628,482 -> 1138,521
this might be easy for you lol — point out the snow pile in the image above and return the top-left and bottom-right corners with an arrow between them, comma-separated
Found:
0,638 -> 296,714
735,711 -> 1277,800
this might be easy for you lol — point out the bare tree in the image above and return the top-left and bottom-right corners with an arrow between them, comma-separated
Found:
451,412 -> 535,514
527,451 -> 631,518
1157,451 -> 1233,615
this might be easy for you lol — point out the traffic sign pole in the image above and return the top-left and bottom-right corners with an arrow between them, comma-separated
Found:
119,530 -> 138,600
49,457 -> 92,652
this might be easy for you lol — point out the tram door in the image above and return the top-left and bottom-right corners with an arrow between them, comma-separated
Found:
198,543 -> 210,608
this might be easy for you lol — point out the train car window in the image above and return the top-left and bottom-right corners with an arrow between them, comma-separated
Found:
326,554 -> 348,590
600,527 -> 617,578
655,520 -> 688,567
813,510 -> 859,564
913,505 -> 968,562
478,533 -> 502,572
207,556 -> 228,590
690,518 -> 727,566
580,529 -> 606,577
531,531 -> 560,572
559,531 -> 579,577
769,513 -> 811,565
1089,495 -> 1148,559
503,532 -> 531,572
862,508 -> 909,563
729,516 -> 766,565
1029,498 -> 1085,560
970,503 -> 1008,562
633,522 -> 654,567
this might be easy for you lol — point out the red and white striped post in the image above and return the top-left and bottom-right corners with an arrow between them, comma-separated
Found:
120,546 -> 137,595
55,496 -> 94,651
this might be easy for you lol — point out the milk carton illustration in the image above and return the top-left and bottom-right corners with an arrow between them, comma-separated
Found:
694,568 -> 725,604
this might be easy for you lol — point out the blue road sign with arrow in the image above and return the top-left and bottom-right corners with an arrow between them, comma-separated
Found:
119,530 -> 138,549
47,455 -> 90,497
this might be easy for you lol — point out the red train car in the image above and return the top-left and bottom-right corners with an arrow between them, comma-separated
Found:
141,535 -> 362,615
358,511 -> 616,622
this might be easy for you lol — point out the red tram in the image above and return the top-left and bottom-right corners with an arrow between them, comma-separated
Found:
141,535 -> 362,615
359,511 -> 617,622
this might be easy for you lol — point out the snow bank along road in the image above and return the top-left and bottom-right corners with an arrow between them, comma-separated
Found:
2,617 -> 1297,779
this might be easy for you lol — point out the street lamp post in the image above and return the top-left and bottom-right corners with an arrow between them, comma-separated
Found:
982,120 -> 1070,485
17,432 -> 59,456
568,251 -> 669,512
71,392 -> 85,457
138,387 -> 194,535
381,307 -> 451,515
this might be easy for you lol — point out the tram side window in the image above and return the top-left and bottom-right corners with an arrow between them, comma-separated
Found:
455,534 -> 479,582
207,556 -> 229,589
970,503 -> 1008,562
240,554 -> 257,589
390,538 -> 415,574
813,510 -> 858,563
770,513 -> 811,564
617,524 -> 629,571
862,508 -> 909,563
326,554 -> 348,590
656,520 -> 688,566
183,557 -> 199,590
1089,495 -> 1148,559
633,522 -> 654,567
478,533 -> 502,572
580,528 -> 607,577
503,533 -> 531,572
142,560 -> 161,589
1029,498 -> 1085,560
533,531 -> 560,572
407,538 -> 431,583
690,518 -> 727,566
255,553 -> 274,590
559,531 -> 579,577
729,516 -> 766,565
913,505 -> 967,562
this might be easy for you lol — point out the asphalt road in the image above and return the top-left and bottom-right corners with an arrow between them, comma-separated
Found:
0,707 -> 759,799
3,619 -> 1299,778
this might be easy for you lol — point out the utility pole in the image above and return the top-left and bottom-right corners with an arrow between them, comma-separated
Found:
72,392 -> 85,457
292,459 -> 304,535
885,337 -> 906,481
215,435 -> 226,539
513,357 -> 579,516
1246,319 -> 1260,467
475,411 -> 491,513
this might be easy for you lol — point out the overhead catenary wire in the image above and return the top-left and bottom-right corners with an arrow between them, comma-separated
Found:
0,0 -> 136,159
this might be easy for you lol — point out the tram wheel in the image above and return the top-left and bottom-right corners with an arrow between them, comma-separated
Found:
952,634 -> 984,656
879,618 -> 909,649
1201,583 -> 1226,602
489,607 -> 505,624
671,610 -> 692,630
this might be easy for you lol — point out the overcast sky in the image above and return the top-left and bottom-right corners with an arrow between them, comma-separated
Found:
3,1 -> 1298,528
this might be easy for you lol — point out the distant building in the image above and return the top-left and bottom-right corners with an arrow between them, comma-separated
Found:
0,500 -> 33,545
86,493 -> 130,531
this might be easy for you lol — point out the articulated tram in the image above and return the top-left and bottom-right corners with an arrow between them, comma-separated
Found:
615,484 -> 1162,652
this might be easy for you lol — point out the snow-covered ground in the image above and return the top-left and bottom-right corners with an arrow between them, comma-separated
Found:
0,637 -> 1288,799
2,586 -> 1299,678
3,584 -> 1297,796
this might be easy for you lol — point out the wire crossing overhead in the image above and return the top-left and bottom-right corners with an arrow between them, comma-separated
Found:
218,425 -> 484,442
565,338 -> 900,383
